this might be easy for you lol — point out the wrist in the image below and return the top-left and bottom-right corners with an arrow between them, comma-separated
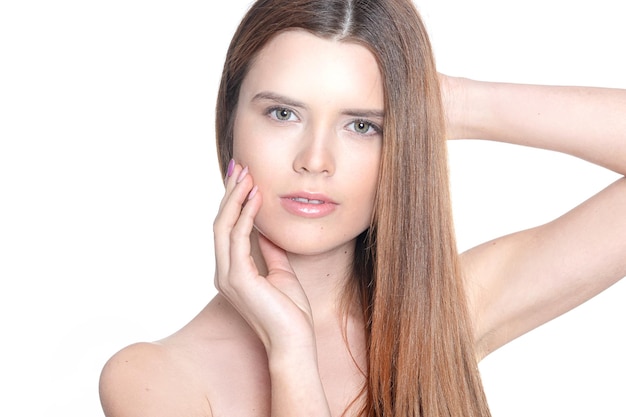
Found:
266,336 -> 319,372
267,345 -> 332,417
440,74 -> 469,139
442,75 -> 492,140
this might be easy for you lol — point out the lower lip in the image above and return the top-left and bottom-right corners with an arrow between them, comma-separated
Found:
280,197 -> 337,218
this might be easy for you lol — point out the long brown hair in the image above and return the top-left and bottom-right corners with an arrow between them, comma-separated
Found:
215,1 -> 491,416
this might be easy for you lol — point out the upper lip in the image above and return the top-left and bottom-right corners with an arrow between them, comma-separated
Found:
280,191 -> 338,205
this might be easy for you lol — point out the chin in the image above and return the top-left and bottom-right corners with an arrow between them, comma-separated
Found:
254,222 -> 359,258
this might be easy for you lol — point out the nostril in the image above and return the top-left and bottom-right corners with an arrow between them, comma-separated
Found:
292,134 -> 336,175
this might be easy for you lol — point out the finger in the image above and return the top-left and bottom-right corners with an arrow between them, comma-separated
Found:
227,184 -> 263,281
213,169 -> 256,279
218,161 -> 246,212
215,169 -> 256,234
219,187 -> 262,296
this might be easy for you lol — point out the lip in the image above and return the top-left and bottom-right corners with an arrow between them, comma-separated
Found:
279,192 -> 338,218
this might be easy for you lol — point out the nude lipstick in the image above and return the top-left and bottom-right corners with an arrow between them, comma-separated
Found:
279,192 -> 338,218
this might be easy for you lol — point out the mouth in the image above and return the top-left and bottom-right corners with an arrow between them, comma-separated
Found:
281,191 -> 338,205
289,197 -> 326,205
279,192 -> 338,218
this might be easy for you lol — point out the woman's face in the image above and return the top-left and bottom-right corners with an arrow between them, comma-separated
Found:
233,29 -> 384,256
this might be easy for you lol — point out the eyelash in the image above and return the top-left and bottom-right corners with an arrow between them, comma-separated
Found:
267,106 -> 298,122
349,119 -> 381,136
265,106 -> 381,137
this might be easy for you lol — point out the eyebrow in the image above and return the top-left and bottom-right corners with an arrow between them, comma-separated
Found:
251,91 -> 385,120
252,91 -> 306,109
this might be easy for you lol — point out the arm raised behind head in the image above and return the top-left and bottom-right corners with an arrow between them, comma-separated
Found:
441,75 -> 626,174
440,75 -> 626,358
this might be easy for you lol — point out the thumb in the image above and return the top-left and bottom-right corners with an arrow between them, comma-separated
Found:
257,233 -> 293,274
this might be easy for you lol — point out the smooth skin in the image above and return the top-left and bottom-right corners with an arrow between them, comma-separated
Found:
99,31 -> 626,417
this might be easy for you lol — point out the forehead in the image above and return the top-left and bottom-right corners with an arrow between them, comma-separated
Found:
240,29 -> 384,109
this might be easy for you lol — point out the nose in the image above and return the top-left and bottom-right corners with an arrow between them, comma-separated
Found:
292,126 -> 336,176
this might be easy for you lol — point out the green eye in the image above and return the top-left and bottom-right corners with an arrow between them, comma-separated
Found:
272,108 -> 293,121
351,120 -> 380,136
354,121 -> 371,134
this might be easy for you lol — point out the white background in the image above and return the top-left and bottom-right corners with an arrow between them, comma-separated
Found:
1,0 -> 624,416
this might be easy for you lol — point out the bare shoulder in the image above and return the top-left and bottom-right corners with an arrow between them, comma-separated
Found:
99,295 -> 271,417
99,341 -> 212,417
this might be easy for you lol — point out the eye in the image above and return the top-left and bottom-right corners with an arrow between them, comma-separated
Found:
268,107 -> 297,122
349,120 -> 381,136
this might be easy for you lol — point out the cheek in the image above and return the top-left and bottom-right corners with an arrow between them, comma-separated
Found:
359,174 -> 379,220
358,157 -> 381,222
233,142 -> 264,178
233,141 -> 286,188
338,152 -> 380,228
232,114 -> 285,170
350,150 -> 380,198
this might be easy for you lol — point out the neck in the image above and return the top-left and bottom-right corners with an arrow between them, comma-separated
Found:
287,246 -> 354,322
250,232 -> 357,324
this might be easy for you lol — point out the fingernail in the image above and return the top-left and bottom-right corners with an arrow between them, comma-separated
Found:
247,185 -> 258,200
237,166 -> 248,183
226,159 -> 235,178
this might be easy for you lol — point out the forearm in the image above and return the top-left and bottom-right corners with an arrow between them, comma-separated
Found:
268,348 -> 332,417
445,76 -> 626,175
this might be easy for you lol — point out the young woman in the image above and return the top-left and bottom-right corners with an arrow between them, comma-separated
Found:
99,0 -> 626,416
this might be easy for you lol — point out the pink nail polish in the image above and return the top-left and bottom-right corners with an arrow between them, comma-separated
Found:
237,166 -> 248,183
226,159 -> 235,178
247,185 -> 258,200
